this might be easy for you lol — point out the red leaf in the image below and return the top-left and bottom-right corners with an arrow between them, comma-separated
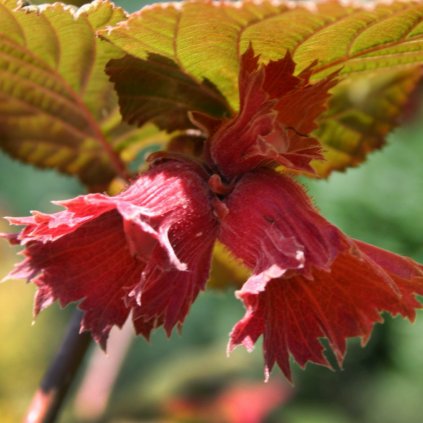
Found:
22,211 -> 143,347
218,168 -> 345,281
5,159 -> 218,346
106,53 -> 231,132
229,240 -> 423,381
207,47 -> 337,178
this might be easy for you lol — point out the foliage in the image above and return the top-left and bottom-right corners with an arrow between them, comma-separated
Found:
1,1 -> 423,420
2,0 -> 423,183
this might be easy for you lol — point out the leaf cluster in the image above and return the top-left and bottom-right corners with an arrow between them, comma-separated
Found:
1,0 -> 423,188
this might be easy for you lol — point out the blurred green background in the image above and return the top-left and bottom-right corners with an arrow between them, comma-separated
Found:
1,1 -> 423,422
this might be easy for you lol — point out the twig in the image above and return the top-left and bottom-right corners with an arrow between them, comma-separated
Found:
24,310 -> 91,423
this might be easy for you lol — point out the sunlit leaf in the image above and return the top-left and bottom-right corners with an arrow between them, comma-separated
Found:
0,0 -> 153,187
102,0 -> 423,176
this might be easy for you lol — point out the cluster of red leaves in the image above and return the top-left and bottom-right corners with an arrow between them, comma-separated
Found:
4,47 -> 423,380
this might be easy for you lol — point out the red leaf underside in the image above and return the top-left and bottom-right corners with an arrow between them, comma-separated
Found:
6,160 -> 219,346
230,242 -> 423,380
219,169 -> 344,280
23,211 -> 141,347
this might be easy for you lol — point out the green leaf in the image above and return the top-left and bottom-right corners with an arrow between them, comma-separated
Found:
0,0 -> 149,187
102,0 -> 423,176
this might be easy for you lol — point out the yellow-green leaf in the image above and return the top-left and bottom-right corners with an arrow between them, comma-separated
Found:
102,0 -> 423,176
0,0 -> 149,187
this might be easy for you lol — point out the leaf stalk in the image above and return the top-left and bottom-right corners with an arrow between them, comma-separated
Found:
24,310 -> 91,423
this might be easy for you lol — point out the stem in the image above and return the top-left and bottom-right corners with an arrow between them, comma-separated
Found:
24,310 -> 91,423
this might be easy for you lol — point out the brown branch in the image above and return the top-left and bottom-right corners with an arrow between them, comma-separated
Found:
24,310 -> 91,423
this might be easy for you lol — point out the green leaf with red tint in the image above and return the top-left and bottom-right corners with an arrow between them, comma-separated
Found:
0,0 -> 159,188
313,67 -> 423,176
102,0 -> 423,176
0,0 -> 123,186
